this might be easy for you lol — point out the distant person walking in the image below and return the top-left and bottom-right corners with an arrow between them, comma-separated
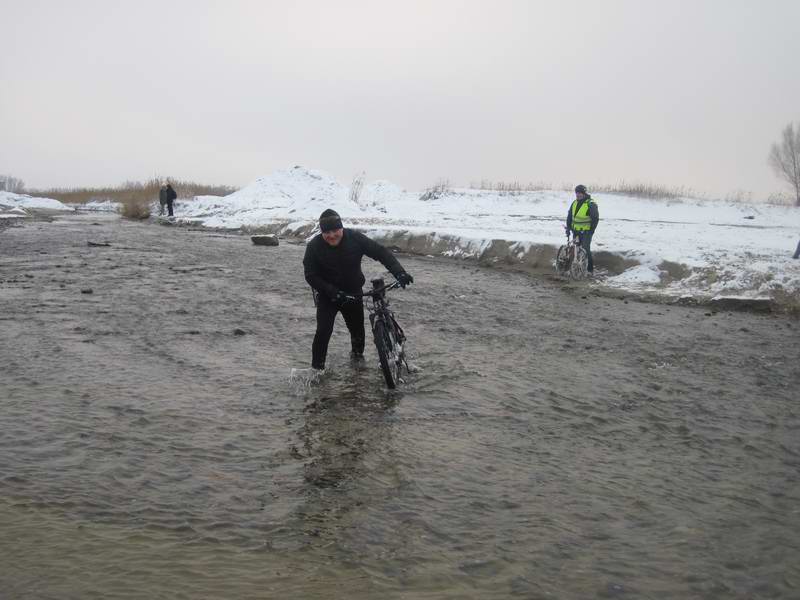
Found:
565,184 -> 599,274
159,181 -> 177,217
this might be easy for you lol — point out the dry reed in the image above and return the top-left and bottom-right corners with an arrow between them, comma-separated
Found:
28,177 -> 237,215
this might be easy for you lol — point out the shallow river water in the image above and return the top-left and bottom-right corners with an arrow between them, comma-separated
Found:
1,213 -> 799,599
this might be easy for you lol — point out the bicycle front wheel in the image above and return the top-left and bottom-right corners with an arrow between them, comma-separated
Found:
373,319 -> 402,389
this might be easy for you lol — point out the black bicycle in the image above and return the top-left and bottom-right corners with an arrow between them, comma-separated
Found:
353,278 -> 408,389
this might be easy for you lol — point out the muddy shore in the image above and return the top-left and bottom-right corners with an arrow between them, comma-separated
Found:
168,214 -> 800,314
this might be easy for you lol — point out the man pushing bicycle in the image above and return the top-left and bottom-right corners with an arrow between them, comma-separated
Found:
565,184 -> 599,275
303,209 -> 413,371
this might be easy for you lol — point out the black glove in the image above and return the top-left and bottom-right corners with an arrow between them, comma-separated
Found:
395,271 -> 413,288
333,290 -> 357,307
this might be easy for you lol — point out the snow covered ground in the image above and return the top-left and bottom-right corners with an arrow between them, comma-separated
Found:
171,167 -> 800,303
0,191 -> 73,218
0,192 -> 121,216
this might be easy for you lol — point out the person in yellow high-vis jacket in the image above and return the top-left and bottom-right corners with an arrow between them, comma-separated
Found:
565,184 -> 599,273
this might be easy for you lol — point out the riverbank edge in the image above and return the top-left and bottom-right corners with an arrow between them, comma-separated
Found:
164,216 -> 799,316
3,210 -> 796,316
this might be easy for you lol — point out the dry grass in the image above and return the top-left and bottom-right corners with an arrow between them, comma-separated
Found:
472,179 -> 798,206
588,183 -> 800,205
28,177 -> 237,215
578,181 -> 697,200
469,179 -> 694,199
469,180 -> 552,193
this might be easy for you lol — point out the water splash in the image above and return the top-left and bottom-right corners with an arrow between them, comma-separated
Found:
289,367 -> 326,389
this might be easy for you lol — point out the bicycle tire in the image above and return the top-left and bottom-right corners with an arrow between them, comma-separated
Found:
555,244 -> 571,275
569,246 -> 589,280
373,319 -> 401,389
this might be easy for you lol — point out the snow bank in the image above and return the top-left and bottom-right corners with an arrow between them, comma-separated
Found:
0,191 -> 73,212
179,166 -> 355,229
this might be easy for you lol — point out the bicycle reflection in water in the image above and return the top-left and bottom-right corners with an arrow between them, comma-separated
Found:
288,383 -> 403,548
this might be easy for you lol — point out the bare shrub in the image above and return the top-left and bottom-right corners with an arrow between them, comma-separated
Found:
765,192 -> 794,206
0,174 -> 25,193
120,199 -> 150,220
723,189 -> 754,204
420,179 -> 451,201
768,121 -> 800,206
349,171 -> 365,206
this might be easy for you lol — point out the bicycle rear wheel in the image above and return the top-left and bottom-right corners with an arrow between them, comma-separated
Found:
373,319 -> 402,389
555,244 -> 571,275
569,246 -> 589,279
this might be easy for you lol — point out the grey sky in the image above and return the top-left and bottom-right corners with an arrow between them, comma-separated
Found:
2,0 -> 799,197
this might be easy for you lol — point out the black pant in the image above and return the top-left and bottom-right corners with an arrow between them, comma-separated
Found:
312,296 -> 365,369
159,200 -> 174,216
577,231 -> 594,272
794,238 -> 800,259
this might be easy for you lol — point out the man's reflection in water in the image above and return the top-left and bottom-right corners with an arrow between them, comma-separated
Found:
298,395 -> 398,488
290,376 -> 402,546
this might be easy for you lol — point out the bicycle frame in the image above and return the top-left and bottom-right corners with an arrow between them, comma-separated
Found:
360,278 -> 407,388
365,279 -> 405,346
566,233 -> 581,260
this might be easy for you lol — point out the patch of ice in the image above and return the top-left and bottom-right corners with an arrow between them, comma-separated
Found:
81,200 -> 121,212
0,191 -> 72,211
609,265 -> 662,285
0,206 -> 30,218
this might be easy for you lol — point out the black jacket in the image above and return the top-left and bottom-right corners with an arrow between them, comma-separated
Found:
303,229 -> 403,298
159,186 -> 177,203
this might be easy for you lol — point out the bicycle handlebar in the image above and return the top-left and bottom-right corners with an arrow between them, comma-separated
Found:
310,279 -> 404,306
351,280 -> 402,299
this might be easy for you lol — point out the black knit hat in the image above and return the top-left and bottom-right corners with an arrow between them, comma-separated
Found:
574,184 -> 588,194
319,209 -> 343,232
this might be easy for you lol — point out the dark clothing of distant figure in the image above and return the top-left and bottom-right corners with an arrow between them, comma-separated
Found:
303,228 -> 404,369
159,184 -> 177,216
794,238 -> 800,259
566,195 -> 599,273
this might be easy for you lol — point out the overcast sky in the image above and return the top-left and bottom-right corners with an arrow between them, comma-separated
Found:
2,0 -> 799,198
